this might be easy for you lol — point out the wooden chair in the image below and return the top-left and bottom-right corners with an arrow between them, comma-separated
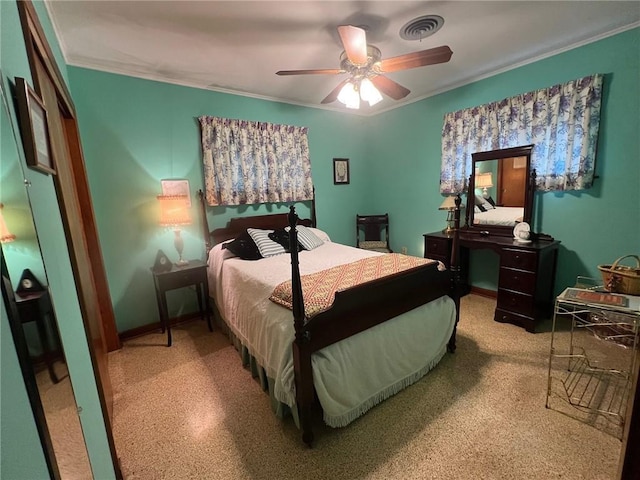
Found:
356,214 -> 392,253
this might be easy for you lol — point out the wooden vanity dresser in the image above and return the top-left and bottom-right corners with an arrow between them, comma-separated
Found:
429,144 -> 560,332
424,231 -> 559,332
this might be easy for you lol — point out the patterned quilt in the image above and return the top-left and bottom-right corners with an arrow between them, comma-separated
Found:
270,253 -> 437,318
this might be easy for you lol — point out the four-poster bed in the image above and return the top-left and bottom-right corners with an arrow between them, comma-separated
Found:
198,191 -> 462,446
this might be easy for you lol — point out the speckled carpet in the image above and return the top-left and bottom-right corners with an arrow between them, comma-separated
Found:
109,294 -> 627,479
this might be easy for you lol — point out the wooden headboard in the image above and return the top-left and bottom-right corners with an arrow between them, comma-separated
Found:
197,190 -> 315,250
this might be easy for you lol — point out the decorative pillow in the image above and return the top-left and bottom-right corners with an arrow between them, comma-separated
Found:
247,228 -> 286,257
268,228 -> 302,252
474,205 -> 482,213
307,227 -> 331,243
222,231 -> 262,260
475,194 -> 494,211
486,196 -> 496,207
285,225 -> 324,250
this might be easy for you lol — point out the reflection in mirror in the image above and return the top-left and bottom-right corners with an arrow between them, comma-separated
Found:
0,76 -> 92,478
466,145 -> 534,237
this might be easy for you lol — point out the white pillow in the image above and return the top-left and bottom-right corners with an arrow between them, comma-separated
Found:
307,227 -> 331,243
285,225 -> 324,250
247,228 -> 286,257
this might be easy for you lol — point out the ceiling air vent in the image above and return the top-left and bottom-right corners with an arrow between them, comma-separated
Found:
399,15 -> 444,41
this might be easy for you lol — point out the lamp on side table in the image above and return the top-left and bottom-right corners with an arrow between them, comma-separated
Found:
157,194 -> 191,266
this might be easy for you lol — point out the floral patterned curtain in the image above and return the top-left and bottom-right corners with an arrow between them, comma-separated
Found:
440,74 -> 603,193
199,116 -> 314,206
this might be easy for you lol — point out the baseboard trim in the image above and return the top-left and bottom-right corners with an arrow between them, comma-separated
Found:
119,312 -> 203,341
470,286 -> 497,298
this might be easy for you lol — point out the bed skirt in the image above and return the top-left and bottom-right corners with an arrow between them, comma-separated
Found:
210,297 -> 454,429
212,308 -> 302,428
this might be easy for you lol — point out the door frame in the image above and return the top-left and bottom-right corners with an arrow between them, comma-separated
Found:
17,0 -> 121,476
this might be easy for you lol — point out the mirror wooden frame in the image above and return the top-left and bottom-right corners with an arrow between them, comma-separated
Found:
464,144 -> 535,237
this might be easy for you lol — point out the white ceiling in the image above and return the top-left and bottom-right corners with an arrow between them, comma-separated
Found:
46,1 -> 640,115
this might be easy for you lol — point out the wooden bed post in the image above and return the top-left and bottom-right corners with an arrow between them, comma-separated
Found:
288,206 -> 315,447
447,194 -> 462,353
197,189 -> 212,253
311,186 -> 317,228
464,176 -> 472,228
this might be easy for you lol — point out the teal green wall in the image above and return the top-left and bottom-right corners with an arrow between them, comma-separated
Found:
68,67 -> 370,332
70,29 -> 638,333
366,28 -> 640,293
1,1 -> 116,478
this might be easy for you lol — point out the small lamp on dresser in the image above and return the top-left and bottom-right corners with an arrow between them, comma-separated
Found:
438,196 -> 462,235
157,194 -> 191,266
475,172 -> 493,199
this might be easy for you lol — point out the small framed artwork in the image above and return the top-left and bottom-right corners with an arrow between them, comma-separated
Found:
161,178 -> 191,206
14,77 -> 55,175
333,158 -> 350,185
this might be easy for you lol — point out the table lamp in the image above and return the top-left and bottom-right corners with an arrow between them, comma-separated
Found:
438,196 -> 463,235
475,172 -> 493,198
157,194 -> 191,266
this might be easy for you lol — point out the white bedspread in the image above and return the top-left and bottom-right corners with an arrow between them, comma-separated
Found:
474,206 -> 523,226
207,237 -> 456,427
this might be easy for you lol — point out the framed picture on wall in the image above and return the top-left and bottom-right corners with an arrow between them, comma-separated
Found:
14,77 -> 56,175
333,158 -> 350,185
161,179 -> 191,206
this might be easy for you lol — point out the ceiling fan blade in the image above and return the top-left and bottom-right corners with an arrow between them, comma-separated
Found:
276,68 -> 344,76
321,79 -> 349,104
380,45 -> 453,73
338,25 -> 368,65
370,75 -> 411,100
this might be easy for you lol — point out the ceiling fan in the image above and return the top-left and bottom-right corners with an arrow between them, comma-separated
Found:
276,25 -> 453,108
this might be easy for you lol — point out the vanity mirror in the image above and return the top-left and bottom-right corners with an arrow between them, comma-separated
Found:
465,144 -> 535,237
0,76 -> 92,478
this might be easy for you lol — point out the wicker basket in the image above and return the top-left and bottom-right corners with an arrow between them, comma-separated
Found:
598,255 -> 640,295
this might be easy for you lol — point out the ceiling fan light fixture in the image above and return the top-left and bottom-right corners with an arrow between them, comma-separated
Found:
360,78 -> 383,106
337,81 -> 361,109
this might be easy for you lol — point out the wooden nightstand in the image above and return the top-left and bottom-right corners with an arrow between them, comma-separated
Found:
15,289 -> 62,383
151,259 -> 213,346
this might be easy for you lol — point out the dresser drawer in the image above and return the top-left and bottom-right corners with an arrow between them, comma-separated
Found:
425,237 -> 450,260
498,267 -> 536,294
157,266 -> 207,291
497,288 -> 535,316
495,308 -> 536,333
501,248 -> 537,272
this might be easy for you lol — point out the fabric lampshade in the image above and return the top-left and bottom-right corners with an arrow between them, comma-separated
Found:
439,196 -> 457,210
0,204 -> 16,243
439,196 -> 464,210
157,195 -> 191,226
475,172 -> 493,189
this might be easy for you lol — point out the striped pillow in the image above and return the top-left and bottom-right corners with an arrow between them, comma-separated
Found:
247,228 -> 286,258
286,225 -> 324,251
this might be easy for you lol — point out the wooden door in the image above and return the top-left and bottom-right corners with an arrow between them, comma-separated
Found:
498,157 -> 526,207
